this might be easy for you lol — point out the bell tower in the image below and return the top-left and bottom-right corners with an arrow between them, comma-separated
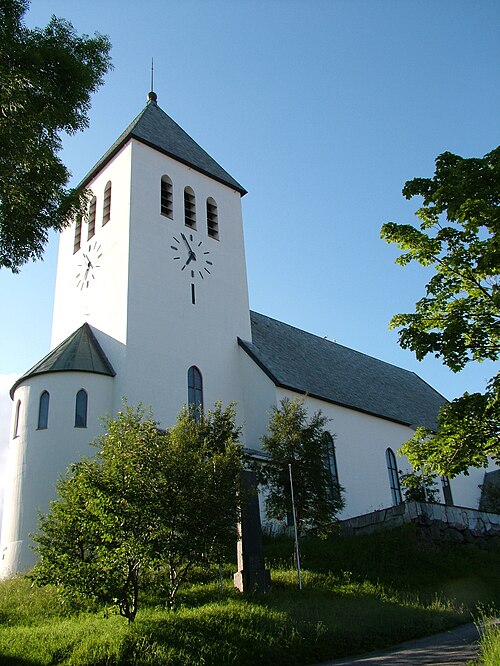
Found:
52,91 -> 252,426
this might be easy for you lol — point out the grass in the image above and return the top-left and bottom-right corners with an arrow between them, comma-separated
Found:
470,611 -> 500,666
478,622 -> 500,666
0,524 -> 499,665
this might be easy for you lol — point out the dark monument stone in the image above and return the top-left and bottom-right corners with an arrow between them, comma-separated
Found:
234,470 -> 271,593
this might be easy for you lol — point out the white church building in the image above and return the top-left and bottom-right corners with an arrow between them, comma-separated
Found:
0,92 -> 492,577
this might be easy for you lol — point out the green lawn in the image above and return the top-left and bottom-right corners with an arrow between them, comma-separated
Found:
0,525 -> 498,665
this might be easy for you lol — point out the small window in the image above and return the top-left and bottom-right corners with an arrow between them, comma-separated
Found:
73,215 -> 82,254
102,181 -> 112,225
37,391 -> 49,430
386,448 -> 402,505
206,197 -> 219,239
75,389 -> 88,428
87,196 -> 97,240
161,176 -> 173,218
187,366 -> 203,418
442,477 -> 453,506
13,400 -> 21,438
184,187 -> 196,229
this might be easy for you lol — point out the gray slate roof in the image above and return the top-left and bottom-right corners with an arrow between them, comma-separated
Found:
11,323 -> 115,398
80,96 -> 246,195
239,312 -> 447,430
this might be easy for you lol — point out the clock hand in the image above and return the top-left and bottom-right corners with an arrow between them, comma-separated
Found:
181,233 -> 194,254
185,251 -> 196,265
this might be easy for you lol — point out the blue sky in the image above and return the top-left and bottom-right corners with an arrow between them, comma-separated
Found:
0,0 -> 499,468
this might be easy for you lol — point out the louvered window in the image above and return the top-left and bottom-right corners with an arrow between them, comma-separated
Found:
74,215 -> 82,254
87,196 -> 97,240
161,176 -> 173,218
102,181 -> 112,225
184,187 -> 196,229
207,197 -> 219,239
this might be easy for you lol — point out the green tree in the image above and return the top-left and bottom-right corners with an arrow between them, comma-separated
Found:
0,0 -> 112,271
381,147 -> 500,477
257,398 -> 344,538
399,470 -> 440,503
32,403 -> 242,621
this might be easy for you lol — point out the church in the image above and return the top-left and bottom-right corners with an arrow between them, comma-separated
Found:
0,91 -> 491,577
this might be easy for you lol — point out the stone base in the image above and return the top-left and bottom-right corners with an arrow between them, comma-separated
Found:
234,568 -> 271,593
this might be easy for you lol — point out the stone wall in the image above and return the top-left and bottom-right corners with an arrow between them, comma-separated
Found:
340,502 -> 500,547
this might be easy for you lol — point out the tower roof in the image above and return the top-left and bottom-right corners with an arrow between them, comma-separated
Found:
80,96 -> 247,195
10,323 -> 115,398
240,311 -> 448,430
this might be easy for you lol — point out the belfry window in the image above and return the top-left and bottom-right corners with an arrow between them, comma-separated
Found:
87,195 -> 97,240
75,389 -> 88,428
206,197 -> 219,239
13,400 -> 21,438
74,215 -> 82,254
161,176 -> 173,218
184,187 -> 196,229
37,391 -> 49,430
188,366 -> 203,418
102,181 -> 112,225
386,448 -> 402,505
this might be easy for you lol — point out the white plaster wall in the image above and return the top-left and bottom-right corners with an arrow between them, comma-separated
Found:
274,389 -> 493,516
238,347 -> 277,449
0,372 -> 114,577
276,389 -> 417,519
51,144 -> 132,381
449,462 -> 498,510
117,140 -> 252,431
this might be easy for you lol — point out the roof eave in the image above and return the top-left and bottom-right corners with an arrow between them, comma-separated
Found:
238,337 -> 428,429
79,134 -> 247,196
10,367 -> 116,400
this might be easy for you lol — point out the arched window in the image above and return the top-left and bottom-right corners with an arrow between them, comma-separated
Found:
74,215 -> 82,253
206,197 -> 219,239
102,181 -> 112,225
87,195 -> 97,240
75,389 -> 88,428
184,187 -> 196,229
324,432 -> 340,499
37,391 -> 49,430
442,476 -> 453,506
13,400 -> 21,438
161,176 -> 173,218
386,448 -> 402,505
188,366 -> 203,418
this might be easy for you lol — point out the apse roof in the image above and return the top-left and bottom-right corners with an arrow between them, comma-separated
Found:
239,311 -> 447,430
80,94 -> 246,195
10,323 -> 115,398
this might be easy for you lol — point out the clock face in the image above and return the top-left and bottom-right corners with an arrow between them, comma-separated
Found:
76,240 -> 102,290
170,232 -> 213,280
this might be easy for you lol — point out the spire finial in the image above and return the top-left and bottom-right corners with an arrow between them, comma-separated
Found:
147,58 -> 157,103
